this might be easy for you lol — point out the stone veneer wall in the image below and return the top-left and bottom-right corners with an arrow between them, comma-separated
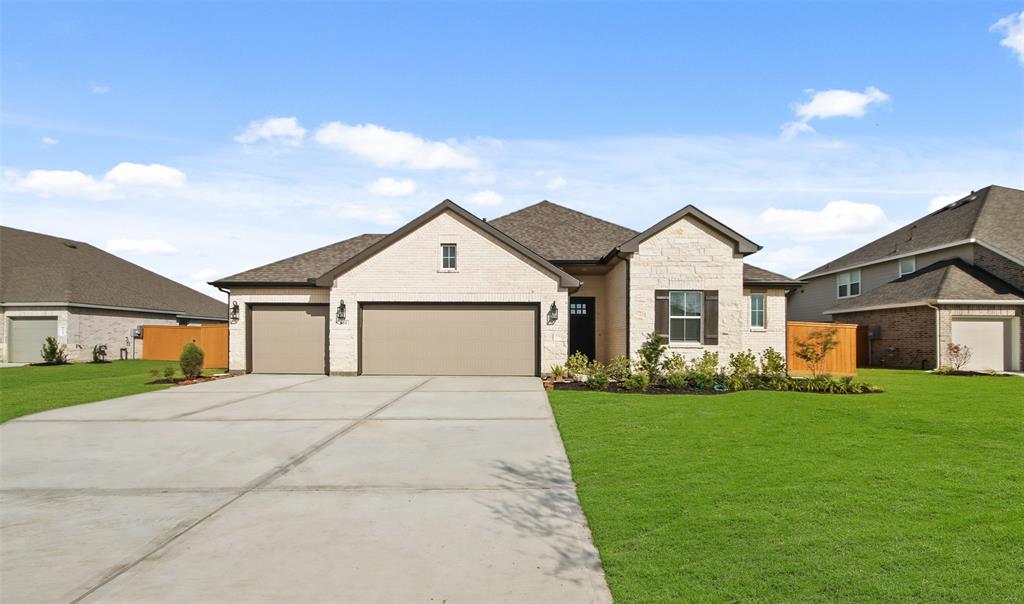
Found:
836,306 -> 937,369
740,288 -> 788,357
603,259 -> 629,361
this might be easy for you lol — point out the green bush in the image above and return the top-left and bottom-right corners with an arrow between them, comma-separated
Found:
91,344 -> 108,363
586,370 -> 610,390
665,371 -> 688,389
566,351 -> 590,378
759,347 -> 787,379
179,342 -> 205,380
607,354 -> 631,381
622,372 -> 651,391
163,366 -> 176,379
40,337 -> 69,364
636,332 -> 667,383
550,364 -> 565,380
728,350 -> 759,389
688,351 -> 719,390
662,352 -> 687,375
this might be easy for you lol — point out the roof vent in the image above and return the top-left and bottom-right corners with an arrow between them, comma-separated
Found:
63,242 -> 78,249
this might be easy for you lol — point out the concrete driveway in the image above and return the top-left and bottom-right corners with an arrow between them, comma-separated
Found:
0,375 -> 610,603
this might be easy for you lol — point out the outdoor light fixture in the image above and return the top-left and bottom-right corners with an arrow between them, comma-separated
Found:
547,301 -> 559,324
229,301 -> 240,324
336,300 -> 347,324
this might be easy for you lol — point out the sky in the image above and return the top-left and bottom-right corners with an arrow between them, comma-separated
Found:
2,2 -> 1023,301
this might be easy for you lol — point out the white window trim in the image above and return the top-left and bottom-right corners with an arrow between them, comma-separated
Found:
669,290 -> 703,344
836,270 -> 861,299
749,292 -> 766,331
898,256 -> 916,277
439,242 -> 458,272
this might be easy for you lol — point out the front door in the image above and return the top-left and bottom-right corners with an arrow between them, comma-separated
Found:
569,297 -> 596,361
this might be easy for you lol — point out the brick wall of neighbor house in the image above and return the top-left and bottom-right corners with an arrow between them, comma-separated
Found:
567,271 -> 608,363
834,306 -> 937,369
628,215 -> 745,366
741,288 -> 788,357
330,210 -> 569,375
603,259 -> 629,361
227,288 -> 331,372
974,245 -> 1024,291
936,304 -> 1023,370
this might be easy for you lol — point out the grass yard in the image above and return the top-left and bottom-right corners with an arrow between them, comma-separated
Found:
550,369 -> 1023,603
0,360 -> 226,422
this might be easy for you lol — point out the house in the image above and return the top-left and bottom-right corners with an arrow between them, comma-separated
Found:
0,226 -> 228,363
787,185 -> 1024,372
211,199 -> 802,376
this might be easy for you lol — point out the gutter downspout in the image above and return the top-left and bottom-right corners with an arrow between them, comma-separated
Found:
926,302 -> 940,369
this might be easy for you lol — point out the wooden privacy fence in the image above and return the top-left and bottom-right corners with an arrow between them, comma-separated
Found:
142,324 -> 228,368
786,321 -> 858,376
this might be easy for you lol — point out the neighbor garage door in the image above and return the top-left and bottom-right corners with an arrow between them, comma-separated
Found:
249,305 -> 327,374
950,317 -> 1011,372
7,317 -> 58,363
361,304 -> 537,376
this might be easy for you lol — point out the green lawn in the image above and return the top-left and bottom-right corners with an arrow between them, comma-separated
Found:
0,360 -> 225,422
550,369 -> 1023,603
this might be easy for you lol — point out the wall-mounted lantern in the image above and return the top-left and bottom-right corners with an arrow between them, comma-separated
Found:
336,300 -> 347,324
547,301 -> 559,324
229,301 -> 240,324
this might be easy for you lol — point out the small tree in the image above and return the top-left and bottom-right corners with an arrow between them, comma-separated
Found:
794,326 -> 839,377
946,342 -> 972,372
636,332 -> 668,383
40,336 -> 69,364
179,341 -> 205,380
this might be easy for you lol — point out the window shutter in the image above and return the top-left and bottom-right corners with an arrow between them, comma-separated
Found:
703,290 -> 719,345
654,290 -> 669,339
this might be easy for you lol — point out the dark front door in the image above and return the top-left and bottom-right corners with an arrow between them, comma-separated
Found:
569,297 -> 596,360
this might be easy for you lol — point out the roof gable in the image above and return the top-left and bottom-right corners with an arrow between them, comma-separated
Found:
488,201 -> 639,262
618,205 -> 761,255
314,200 -> 581,288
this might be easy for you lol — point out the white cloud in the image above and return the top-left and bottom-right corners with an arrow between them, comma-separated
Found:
90,82 -> 110,94
991,11 -> 1024,64
928,192 -> 967,212
749,245 -> 818,278
106,238 -> 179,255
235,116 -> 307,147
333,204 -> 404,225
546,176 -> 568,190
315,122 -> 479,170
104,162 -> 186,188
756,200 -> 891,241
465,190 -> 503,206
365,177 -> 416,197
782,86 -> 890,139
12,169 -> 115,198
41,137 -> 59,147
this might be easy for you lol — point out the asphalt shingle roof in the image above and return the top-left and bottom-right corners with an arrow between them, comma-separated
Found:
0,226 -> 228,319
743,263 -> 805,286
488,201 -> 640,262
803,185 -> 1024,279
827,258 -> 1024,314
213,234 -> 387,285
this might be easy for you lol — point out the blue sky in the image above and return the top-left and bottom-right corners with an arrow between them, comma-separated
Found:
3,2 -> 1023,299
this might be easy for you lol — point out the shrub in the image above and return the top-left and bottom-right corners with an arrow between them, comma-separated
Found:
40,337 -> 69,364
91,344 -> 108,363
179,342 -> 205,380
759,347 -> 787,379
946,342 -> 972,371
550,364 -> 565,380
586,370 -> 610,390
163,366 -> 176,379
794,326 -> 839,377
588,359 -> 606,375
566,351 -> 590,378
636,332 -> 667,383
686,351 -> 720,390
607,354 -> 631,381
622,372 -> 650,391
662,352 -> 687,375
728,350 -> 759,388
665,371 -> 688,389
149,368 -> 160,379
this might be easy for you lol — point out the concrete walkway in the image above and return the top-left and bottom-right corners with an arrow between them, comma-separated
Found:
0,375 -> 610,603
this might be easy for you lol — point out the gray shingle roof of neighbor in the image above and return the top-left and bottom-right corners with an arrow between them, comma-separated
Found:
802,185 -> 1024,279
0,225 -> 228,320
742,264 -> 805,287
213,234 -> 387,285
827,258 -> 1024,314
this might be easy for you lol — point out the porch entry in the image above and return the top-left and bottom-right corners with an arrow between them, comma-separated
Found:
569,296 -> 596,360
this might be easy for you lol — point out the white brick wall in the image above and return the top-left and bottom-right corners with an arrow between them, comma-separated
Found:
226,288 -> 330,372
330,211 -> 568,374
937,304 -> 1023,370
740,288 -> 788,358
604,260 -> 629,361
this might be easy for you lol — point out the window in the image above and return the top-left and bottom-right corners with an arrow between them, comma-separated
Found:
750,293 -> 765,329
570,302 -> 588,315
837,269 -> 861,298
441,243 -> 457,270
898,257 -> 916,276
669,291 -> 702,342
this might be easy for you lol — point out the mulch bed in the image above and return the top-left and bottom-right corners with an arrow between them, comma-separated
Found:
147,373 -> 238,386
549,380 -> 726,395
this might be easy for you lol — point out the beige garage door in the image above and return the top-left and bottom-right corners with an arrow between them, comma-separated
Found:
361,304 -> 537,376
950,318 -> 1011,372
8,317 -> 58,363
250,305 -> 327,374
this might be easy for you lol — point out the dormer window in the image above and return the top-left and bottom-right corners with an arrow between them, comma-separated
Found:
441,243 -> 457,270
898,257 -> 916,277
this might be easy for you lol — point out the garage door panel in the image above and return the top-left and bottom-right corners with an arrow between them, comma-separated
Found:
950,318 -> 1010,372
250,305 -> 327,374
8,317 -> 58,363
361,304 -> 537,376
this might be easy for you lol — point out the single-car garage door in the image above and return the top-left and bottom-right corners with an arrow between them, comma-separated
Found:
950,317 -> 1013,372
361,304 -> 538,376
249,305 -> 327,374
7,317 -> 58,363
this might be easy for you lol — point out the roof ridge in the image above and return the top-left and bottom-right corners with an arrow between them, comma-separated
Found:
492,199 -> 639,235
219,233 -> 384,281
964,186 -> 992,240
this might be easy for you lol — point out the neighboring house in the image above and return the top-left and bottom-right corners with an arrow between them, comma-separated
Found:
211,199 -> 801,376
788,185 -> 1024,372
0,226 -> 228,363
